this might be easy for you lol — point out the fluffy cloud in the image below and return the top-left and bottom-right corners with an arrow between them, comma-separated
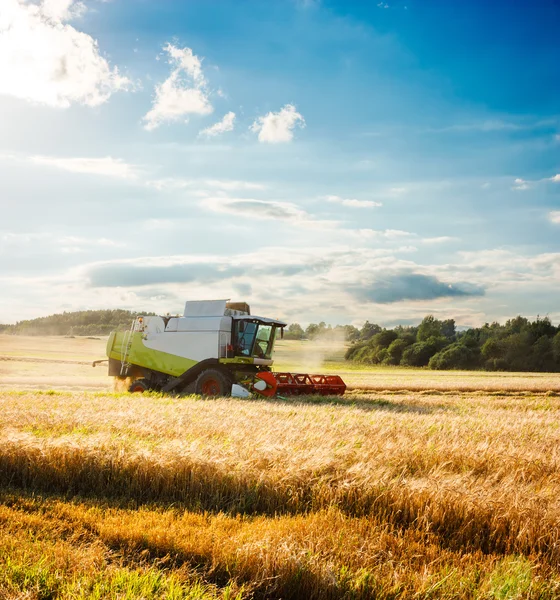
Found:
549,211 -> 560,224
352,272 -> 485,304
0,0 -> 130,108
551,175 -> 560,183
324,195 -> 382,208
143,43 -> 213,131
250,104 -> 305,143
512,178 -> 529,191
199,111 -> 236,137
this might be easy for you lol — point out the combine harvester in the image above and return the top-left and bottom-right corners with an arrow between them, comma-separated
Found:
94,300 -> 346,398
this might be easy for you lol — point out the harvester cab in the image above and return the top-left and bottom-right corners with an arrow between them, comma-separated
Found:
95,299 -> 346,398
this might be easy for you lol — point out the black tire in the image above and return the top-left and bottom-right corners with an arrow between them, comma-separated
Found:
129,379 -> 149,393
195,368 -> 232,397
181,381 -> 197,396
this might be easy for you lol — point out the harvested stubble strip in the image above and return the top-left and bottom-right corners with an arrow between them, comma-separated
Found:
2,439 -> 560,564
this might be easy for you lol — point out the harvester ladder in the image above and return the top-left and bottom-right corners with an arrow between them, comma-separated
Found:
120,319 -> 137,376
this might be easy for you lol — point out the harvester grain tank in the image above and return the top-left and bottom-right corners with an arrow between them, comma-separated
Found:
94,299 -> 346,397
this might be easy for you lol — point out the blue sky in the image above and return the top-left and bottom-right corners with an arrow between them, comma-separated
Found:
1,0 -> 559,326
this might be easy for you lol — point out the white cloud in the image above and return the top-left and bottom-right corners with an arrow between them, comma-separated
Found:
29,155 -> 139,179
512,178 -> 529,191
42,0 -> 86,20
143,43 -> 213,131
250,104 -> 305,143
324,195 -> 382,208
421,236 -> 458,244
146,177 -> 265,191
507,173 -> 560,191
58,235 -> 126,253
352,229 -> 414,240
0,0 -> 130,108
549,211 -> 560,224
203,195 -> 344,230
59,236 -> 124,247
199,111 -> 236,137
0,231 -> 124,255
204,179 -> 265,191
204,197 -> 310,223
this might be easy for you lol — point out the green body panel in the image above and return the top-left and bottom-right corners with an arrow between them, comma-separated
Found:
107,331 -> 197,377
219,357 -> 255,365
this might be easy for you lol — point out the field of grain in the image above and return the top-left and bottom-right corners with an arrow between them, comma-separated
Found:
1,335 -> 560,598
2,335 -> 559,393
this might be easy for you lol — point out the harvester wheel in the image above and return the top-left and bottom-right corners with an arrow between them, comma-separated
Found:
129,379 -> 149,393
195,369 -> 231,397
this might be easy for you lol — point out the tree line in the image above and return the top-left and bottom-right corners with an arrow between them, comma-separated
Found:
0,310 -> 153,336
284,322 -> 360,341
344,315 -> 560,372
3,310 -> 559,372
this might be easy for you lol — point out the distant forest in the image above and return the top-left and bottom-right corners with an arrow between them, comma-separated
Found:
341,315 -> 560,372
2,311 -> 559,373
0,310 -> 153,336
285,316 -> 560,372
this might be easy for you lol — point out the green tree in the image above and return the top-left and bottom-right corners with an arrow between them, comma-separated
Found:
417,316 -> 442,342
340,325 -> 360,342
384,338 -> 411,365
441,319 -> 456,340
553,332 -> 560,368
371,330 -> 398,349
285,323 -> 305,340
529,335 -> 555,372
429,343 -> 479,370
305,322 -> 329,339
402,341 -> 439,367
359,321 -> 382,341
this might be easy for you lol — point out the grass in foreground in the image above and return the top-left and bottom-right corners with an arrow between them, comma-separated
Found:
2,389 -> 560,597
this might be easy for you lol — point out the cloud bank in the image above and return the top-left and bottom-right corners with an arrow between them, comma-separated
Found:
0,0 -> 130,108
353,272 -> 485,304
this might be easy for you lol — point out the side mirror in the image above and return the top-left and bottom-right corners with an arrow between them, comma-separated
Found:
238,321 -> 246,333
280,327 -> 284,339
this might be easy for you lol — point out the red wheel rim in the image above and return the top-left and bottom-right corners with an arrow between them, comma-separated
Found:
131,385 -> 145,393
201,378 -> 220,396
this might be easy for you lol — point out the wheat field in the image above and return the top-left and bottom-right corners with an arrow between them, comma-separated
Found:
2,335 -> 559,393
1,335 -> 560,598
